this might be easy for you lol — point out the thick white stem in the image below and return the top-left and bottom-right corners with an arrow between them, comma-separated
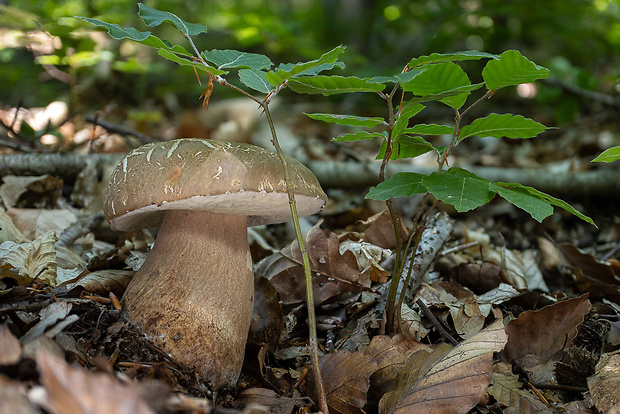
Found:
121,210 -> 254,389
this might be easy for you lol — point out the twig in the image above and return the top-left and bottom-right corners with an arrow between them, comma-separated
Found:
84,114 -> 158,143
416,298 -> 458,345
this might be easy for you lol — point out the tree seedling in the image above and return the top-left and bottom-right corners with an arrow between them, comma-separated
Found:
80,4 -> 595,411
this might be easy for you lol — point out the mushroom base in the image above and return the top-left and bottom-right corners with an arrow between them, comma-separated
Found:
121,210 -> 254,389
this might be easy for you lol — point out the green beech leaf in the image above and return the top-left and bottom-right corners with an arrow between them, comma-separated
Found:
392,103 -> 426,140
138,3 -> 207,35
459,113 -> 547,140
266,45 -> 345,85
333,131 -> 387,142
305,113 -> 385,128
365,173 -> 427,201
202,49 -> 272,71
157,49 -> 224,75
423,167 -> 496,212
493,182 -> 594,225
490,183 -> 553,222
370,69 -> 426,84
287,76 -> 385,95
408,51 -> 498,67
78,17 -> 191,55
238,69 -> 271,94
406,124 -> 454,136
403,62 -> 473,108
407,84 -> 484,105
482,50 -> 550,90
592,146 -> 620,162
377,136 -> 435,160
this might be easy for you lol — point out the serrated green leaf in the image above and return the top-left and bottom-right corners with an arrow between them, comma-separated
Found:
592,146 -> 620,163
78,17 -> 191,55
406,124 -> 454,136
482,50 -> 549,90
377,136 -> 435,160
459,113 -> 547,140
202,49 -> 272,71
408,51 -> 498,67
403,62 -> 472,109
157,49 -> 224,75
365,173 -> 427,201
305,113 -> 385,128
266,45 -> 345,85
287,76 -> 385,95
490,182 -> 553,222
423,167 -> 496,212
238,69 -> 271,94
138,3 -> 206,35
333,131 -> 387,142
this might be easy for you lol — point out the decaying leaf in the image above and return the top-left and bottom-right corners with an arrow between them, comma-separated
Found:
0,323 -> 22,365
587,352 -> 620,413
0,209 -> 27,243
0,174 -> 63,209
312,350 -> 378,414
391,319 -> 508,414
20,301 -> 75,344
503,293 -> 591,382
364,334 -> 432,395
7,208 -> 77,240
238,387 -> 310,414
399,303 -> 431,341
488,371 -> 556,413
0,230 -> 57,286
37,350 -> 155,414
58,269 -> 134,297
361,210 -> 409,249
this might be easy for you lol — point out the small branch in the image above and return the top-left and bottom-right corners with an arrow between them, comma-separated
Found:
416,299 -> 458,346
84,114 -> 158,144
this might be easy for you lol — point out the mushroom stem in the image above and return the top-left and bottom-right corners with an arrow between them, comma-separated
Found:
121,210 -> 254,389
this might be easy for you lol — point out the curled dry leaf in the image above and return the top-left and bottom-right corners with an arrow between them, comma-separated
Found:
58,269 -> 134,297
364,334 -> 432,396
361,210 -> 409,249
391,319 -> 508,414
7,208 -> 77,240
488,372 -> 555,413
587,352 -> 620,413
0,174 -> 62,209
19,301 -> 73,344
36,350 -> 155,414
503,294 -> 591,374
0,323 -> 22,365
0,230 -> 57,286
399,303 -> 431,342
311,350 -> 378,414
0,209 -> 27,243
238,387 -> 310,414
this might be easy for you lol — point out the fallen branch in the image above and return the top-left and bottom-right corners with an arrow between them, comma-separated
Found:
0,153 -> 618,197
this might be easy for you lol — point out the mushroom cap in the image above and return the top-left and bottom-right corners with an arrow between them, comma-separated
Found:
103,139 -> 327,231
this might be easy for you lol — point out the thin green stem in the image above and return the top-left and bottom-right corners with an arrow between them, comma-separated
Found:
263,106 -> 328,413
184,32 -> 328,412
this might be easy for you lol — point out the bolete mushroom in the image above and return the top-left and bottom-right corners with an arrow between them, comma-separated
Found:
103,139 -> 326,389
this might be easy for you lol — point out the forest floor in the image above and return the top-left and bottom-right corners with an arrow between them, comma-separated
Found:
0,98 -> 619,414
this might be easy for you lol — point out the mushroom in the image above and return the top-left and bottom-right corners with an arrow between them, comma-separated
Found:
103,139 -> 327,389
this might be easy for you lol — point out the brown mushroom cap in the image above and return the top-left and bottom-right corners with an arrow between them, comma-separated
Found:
104,139 -> 327,231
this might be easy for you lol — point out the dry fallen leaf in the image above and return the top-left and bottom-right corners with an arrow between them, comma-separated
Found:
364,334 -> 432,396
312,350 -> 378,414
36,350 -> 155,414
391,319 -> 508,414
587,352 -> 620,413
0,323 -> 21,365
0,230 -> 57,286
58,269 -> 134,297
487,371 -> 554,413
503,293 -> 591,381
